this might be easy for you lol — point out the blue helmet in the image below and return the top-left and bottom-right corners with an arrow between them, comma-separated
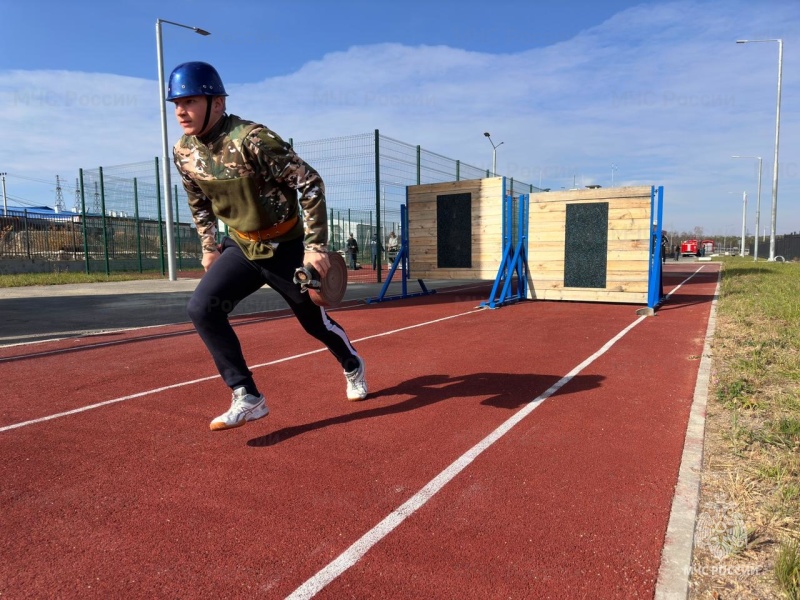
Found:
166,61 -> 228,101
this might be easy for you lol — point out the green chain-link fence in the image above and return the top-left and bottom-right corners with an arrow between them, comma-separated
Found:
1,130 -> 540,280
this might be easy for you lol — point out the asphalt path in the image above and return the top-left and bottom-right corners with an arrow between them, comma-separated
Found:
0,278 -> 474,345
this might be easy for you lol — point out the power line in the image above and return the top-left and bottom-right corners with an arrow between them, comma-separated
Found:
3,173 -> 57,186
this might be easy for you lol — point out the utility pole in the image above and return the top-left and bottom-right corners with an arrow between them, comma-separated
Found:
73,178 -> 81,212
54,175 -> 66,212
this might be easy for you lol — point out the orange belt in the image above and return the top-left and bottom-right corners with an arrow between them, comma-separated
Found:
233,216 -> 298,243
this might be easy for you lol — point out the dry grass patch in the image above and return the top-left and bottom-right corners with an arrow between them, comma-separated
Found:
690,258 -> 800,599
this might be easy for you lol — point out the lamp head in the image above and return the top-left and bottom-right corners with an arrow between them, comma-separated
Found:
484,132 -> 491,138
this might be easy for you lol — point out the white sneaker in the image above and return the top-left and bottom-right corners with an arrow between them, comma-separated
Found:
209,387 -> 269,431
344,356 -> 368,401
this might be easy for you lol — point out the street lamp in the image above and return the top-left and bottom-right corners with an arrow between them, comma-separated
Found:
737,38 -> 783,261
483,132 -> 504,176
0,173 -> 7,216
611,163 -> 618,187
727,191 -> 748,257
157,18 -> 211,281
732,155 -> 762,260
739,191 -> 748,257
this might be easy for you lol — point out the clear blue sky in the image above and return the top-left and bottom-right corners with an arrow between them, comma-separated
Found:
2,1 -> 649,79
1,0 -> 799,235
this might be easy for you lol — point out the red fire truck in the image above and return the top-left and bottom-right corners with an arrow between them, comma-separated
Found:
680,239 -> 699,257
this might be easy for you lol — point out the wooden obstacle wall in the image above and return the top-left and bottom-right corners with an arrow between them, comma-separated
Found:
528,186 -> 652,304
406,179 -> 654,304
407,177 -> 505,280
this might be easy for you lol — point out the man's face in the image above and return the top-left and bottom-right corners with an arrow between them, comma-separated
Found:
172,96 -> 222,136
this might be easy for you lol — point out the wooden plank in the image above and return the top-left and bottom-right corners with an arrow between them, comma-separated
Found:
529,268 -> 647,283
519,278 -> 649,288
529,288 -> 648,304
414,268 -> 498,280
529,248 -> 650,262
408,177 -> 502,197
529,228 -> 650,241
608,207 -> 652,220
531,186 -> 652,203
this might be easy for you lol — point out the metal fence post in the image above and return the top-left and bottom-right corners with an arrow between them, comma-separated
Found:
375,129 -> 382,282
416,145 -> 421,185
134,178 -> 143,272
328,208 -> 334,251
79,169 -> 90,274
154,157 -> 165,276
99,167 -> 110,275
174,183 -> 182,270
23,209 -> 30,258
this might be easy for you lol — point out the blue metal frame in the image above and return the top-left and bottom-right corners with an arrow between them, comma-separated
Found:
365,203 -> 436,304
646,185 -> 666,309
480,191 -> 530,309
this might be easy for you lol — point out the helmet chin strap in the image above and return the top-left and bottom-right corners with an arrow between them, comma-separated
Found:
199,96 -> 213,135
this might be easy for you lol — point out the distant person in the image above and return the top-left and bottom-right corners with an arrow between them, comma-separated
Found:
386,231 -> 399,263
370,233 -> 383,270
167,61 -> 368,431
346,233 -> 359,270
673,244 -> 680,261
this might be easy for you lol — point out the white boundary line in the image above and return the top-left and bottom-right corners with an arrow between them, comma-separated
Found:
286,317 -> 645,599
286,267 -> 711,599
0,309 -> 483,433
654,266 -> 721,599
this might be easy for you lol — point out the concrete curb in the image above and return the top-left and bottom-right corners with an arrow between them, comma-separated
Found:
654,269 -> 721,599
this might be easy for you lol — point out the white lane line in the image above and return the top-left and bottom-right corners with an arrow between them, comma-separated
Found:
0,308 -> 484,433
286,266 -> 711,600
286,316 -> 644,599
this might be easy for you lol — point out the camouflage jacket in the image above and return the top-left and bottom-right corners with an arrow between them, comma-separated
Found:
173,114 -> 327,257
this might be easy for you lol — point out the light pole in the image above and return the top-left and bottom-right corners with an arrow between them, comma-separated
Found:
737,38 -> 783,261
0,173 -> 7,216
611,164 -> 618,187
732,155 -> 762,260
157,18 -> 210,281
727,191 -> 748,256
483,132 -> 503,176
740,191 -> 748,257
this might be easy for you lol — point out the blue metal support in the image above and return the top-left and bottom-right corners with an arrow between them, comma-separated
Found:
481,192 -> 530,309
646,185 -> 666,310
366,203 -> 436,304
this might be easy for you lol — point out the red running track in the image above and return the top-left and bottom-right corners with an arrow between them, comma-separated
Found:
0,263 -> 718,599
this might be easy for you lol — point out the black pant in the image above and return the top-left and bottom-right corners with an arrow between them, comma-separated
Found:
187,237 -> 361,396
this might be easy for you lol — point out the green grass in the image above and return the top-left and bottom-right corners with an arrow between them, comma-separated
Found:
0,270 -> 171,288
775,540 -> 800,600
710,257 -> 800,597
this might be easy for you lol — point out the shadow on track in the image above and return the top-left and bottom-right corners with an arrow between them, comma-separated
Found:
247,371 -> 605,447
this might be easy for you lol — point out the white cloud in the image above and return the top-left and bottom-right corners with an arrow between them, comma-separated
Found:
1,0 -> 798,233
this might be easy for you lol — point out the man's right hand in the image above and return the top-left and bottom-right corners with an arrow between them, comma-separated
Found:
202,250 -> 220,272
